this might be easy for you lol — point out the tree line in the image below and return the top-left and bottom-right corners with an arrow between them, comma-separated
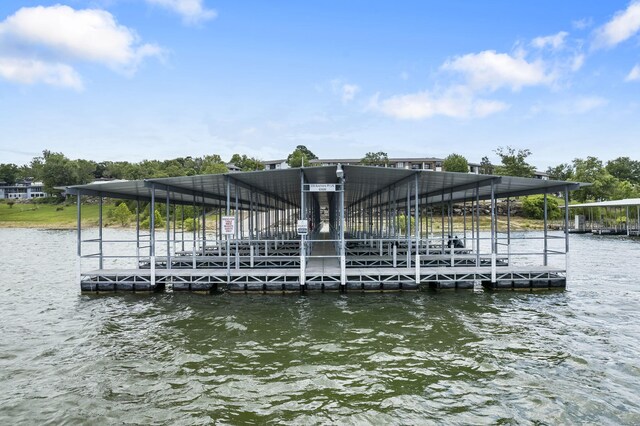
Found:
1,145 -> 638,203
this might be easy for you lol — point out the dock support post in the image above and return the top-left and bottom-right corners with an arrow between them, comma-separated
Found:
490,180 -> 496,283
76,192 -> 82,286
226,177 -> 231,284
235,184 -> 239,270
414,176 -> 420,281
166,190 -> 171,272
507,197 -> 511,266
627,206 -> 630,236
544,192 -> 548,266
300,170 -> 306,291
475,185 -> 480,268
564,186 -> 570,282
150,184 -> 156,288
98,196 -> 103,270
339,166 -> 346,287
393,244 -> 397,268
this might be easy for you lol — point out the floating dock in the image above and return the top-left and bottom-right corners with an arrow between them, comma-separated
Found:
64,166 -> 583,293
566,198 -> 640,236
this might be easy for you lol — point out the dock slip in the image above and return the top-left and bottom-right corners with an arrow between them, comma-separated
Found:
565,198 -> 640,236
63,165 -> 585,293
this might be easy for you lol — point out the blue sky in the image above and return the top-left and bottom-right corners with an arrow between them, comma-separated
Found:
1,1 -> 640,170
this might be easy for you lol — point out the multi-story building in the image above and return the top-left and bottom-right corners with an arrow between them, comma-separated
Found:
0,179 -> 48,200
306,157 -> 481,174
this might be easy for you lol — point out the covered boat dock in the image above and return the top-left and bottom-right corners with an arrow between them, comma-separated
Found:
567,198 -> 640,235
65,165 -> 582,293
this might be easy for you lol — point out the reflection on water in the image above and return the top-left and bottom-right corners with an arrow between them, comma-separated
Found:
0,229 -> 639,424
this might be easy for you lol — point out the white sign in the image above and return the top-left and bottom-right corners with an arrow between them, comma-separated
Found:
308,183 -> 337,192
297,219 -> 308,235
221,216 -> 236,235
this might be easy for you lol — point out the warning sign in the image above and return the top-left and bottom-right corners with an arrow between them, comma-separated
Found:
222,216 -> 236,235
297,219 -> 308,235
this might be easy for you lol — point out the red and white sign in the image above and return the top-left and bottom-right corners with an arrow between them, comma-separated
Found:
222,216 -> 236,235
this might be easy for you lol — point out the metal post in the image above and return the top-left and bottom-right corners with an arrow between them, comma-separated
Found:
543,192 -> 548,266
192,196 -> 196,269
414,174 -> 419,284
226,177 -> 231,282
340,173 -> 346,287
235,183 -> 239,270
475,185 -> 480,268
150,184 -> 156,287
507,197 -> 511,266
300,171 -> 306,289
136,199 -> 140,265
76,192 -> 82,285
166,191 -> 171,271
98,196 -> 103,270
406,183 -> 411,267
564,187 -> 570,281
627,206 -> 630,236
202,193 -> 206,248
490,180 -> 496,283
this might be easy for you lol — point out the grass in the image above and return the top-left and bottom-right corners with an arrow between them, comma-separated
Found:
0,201 -> 100,228
0,200 -> 549,231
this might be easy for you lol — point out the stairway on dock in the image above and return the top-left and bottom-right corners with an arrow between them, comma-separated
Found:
306,232 -> 340,275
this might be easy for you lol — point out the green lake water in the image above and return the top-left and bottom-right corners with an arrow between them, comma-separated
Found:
0,228 -> 639,424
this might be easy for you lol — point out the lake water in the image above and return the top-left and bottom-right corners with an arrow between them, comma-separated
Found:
0,228 -> 639,424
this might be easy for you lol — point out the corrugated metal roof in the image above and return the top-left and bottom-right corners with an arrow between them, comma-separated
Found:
566,198 -> 640,208
62,165 -> 584,210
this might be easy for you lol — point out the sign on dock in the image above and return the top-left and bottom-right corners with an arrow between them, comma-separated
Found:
297,219 -> 308,235
222,216 -> 236,235
307,183 -> 337,192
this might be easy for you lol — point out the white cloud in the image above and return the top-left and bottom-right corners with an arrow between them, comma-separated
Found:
331,79 -> 360,103
571,54 -> 585,71
0,57 -> 83,90
442,50 -> 553,91
593,1 -> 640,48
145,0 -> 217,25
341,83 -> 360,103
626,64 -> 640,81
0,5 -> 162,73
573,18 -> 593,30
370,87 -> 508,120
532,31 -> 568,50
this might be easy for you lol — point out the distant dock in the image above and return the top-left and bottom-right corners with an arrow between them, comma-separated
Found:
566,198 -> 640,236
64,166 -> 583,293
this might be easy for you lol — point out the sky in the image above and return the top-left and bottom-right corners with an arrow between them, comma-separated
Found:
1,1 -> 640,170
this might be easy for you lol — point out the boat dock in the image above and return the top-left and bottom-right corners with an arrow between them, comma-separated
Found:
64,165 -> 582,293
566,198 -> 640,236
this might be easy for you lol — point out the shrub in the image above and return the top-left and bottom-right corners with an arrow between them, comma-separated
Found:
522,195 -> 561,220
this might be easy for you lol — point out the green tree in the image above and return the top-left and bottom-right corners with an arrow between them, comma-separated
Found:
606,157 -> 640,185
141,209 -> 165,229
112,202 -> 133,226
442,153 -> 469,173
40,151 -> 78,194
479,156 -> 494,174
73,159 -> 97,184
361,151 -> 389,167
522,195 -> 561,220
0,163 -> 20,184
229,154 -> 265,171
287,145 -> 317,167
494,146 -> 536,177
201,155 -> 228,174
546,163 -> 574,181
